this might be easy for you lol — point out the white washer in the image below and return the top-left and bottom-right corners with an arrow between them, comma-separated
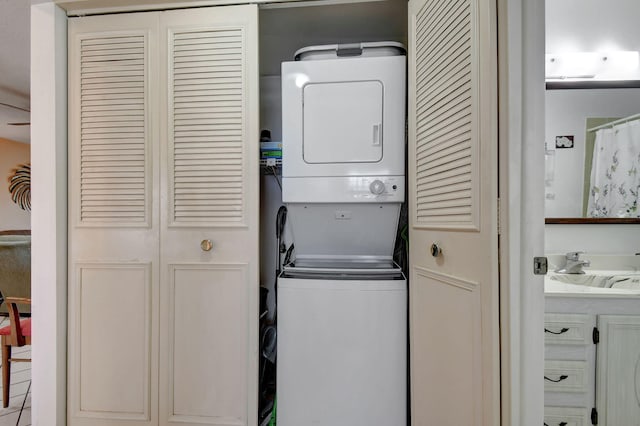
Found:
281,42 -> 406,204
277,267 -> 407,426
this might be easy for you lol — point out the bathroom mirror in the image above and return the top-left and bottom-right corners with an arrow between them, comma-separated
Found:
544,0 -> 640,224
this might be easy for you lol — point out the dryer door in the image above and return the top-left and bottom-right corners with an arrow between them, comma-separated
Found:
303,80 -> 383,163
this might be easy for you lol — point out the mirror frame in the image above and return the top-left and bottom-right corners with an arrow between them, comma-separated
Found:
546,81 -> 640,90
546,218 -> 640,224
545,81 -> 640,223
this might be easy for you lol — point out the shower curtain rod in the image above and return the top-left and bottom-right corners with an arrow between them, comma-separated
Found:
587,113 -> 640,132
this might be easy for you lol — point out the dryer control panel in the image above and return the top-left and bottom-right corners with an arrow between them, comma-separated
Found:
283,176 -> 404,203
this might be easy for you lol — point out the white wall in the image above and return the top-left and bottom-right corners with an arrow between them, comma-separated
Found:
545,0 -> 640,255
258,78 -> 283,311
544,89 -> 640,217
545,224 -> 639,255
0,138 -> 30,230
546,0 -> 640,54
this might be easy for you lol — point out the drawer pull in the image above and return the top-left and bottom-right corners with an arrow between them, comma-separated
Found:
545,327 -> 570,335
544,423 -> 568,426
544,374 -> 568,383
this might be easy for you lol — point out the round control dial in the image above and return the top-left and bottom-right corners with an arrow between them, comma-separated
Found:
369,180 -> 386,195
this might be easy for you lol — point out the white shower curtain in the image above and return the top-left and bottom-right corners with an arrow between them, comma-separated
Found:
588,119 -> 640,218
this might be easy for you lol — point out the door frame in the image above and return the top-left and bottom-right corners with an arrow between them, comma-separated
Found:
31,0 -> 545,424
31,3 -> 69,425
498,0 -> 546,425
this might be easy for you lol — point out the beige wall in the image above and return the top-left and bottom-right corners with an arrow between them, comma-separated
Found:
0,137 -> 30,231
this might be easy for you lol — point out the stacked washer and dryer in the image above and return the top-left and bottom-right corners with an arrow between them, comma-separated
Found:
277,42 -> 407,426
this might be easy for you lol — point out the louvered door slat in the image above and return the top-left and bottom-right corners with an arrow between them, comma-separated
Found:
82,47 -> 144,57
417,0 -> 457,31
418,3 -> 469,55
417,125 -> 471,158
81,35 -> 143,45
77,33 -> 149,225
418,140 -> 472,166
174,180 -> 243,187
82,93 -> 144,101
418,179 -> 471,196
416,54 -> 471,106
174,77 -> 242,87
418,171 -> 471,190
417,111 -> 472,147
419,144 -> 472,170
82,76 -> 145,86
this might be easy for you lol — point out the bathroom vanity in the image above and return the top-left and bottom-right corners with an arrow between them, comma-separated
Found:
544,256 -> 640,426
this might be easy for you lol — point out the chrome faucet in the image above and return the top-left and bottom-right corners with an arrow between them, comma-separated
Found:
555,251 -> 591,274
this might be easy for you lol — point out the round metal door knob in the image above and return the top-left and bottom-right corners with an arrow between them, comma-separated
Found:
201,239 -> 213,252
430,243 -> 442,257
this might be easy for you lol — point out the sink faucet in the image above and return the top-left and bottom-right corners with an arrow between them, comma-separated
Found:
555,251 -> 591,274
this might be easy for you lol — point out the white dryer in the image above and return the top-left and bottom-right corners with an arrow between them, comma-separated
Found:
281,42 -> 406,205
281,42 -> 406,260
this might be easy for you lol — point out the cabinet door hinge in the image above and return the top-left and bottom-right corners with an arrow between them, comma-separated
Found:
592,327 -> 600,344
591,407 -> 598,425
533,256 -> 548,275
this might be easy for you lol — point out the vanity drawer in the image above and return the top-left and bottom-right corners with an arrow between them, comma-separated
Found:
544,360 -> 589,393
544,406 -> 591,426
545,314 -> 592,345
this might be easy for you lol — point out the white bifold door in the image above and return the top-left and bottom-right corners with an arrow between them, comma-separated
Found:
407,0 -> 500,425
67,5 -> 259,426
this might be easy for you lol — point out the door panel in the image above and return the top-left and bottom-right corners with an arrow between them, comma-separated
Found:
408,0 -> 499,424
168,265 -> 249,425
68,12 -> 160,426
77,264 -> 152,420
159,6 -> 259,426
597,315 -> 640,426
411,267 -> 481,425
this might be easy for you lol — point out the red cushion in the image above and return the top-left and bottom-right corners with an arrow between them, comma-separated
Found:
0,318 -> 31,337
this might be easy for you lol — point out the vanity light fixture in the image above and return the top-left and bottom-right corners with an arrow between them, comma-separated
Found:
545,50 -> 640,81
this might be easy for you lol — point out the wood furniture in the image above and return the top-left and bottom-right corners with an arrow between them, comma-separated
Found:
545,294 -> 640,425
0,230 -> 30,236
0,297 -> 31,408
0,234 -> 31,314
543,313 -> 595,425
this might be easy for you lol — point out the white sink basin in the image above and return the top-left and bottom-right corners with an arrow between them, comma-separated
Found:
546,270 -> 640,292
549,273 -> 612,287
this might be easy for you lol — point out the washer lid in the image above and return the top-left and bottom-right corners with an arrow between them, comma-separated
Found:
294,41 -> 406,61
282,259 -> 404,280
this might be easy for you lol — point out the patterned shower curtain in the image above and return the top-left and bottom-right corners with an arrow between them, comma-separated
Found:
588,119 -> 640,218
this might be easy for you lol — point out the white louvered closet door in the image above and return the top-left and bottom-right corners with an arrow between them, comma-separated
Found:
407,0 -> 500,425
68,12 -> 160,426
158,6 -> 259,426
